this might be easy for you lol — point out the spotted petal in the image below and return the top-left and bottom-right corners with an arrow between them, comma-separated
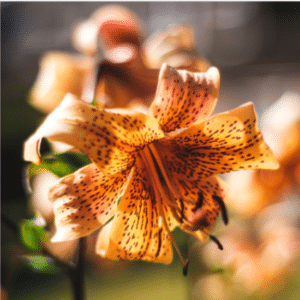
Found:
158,102 -> 279,182
175,176 -> 230,242
97,157 -> 173,263
49,164 -> 130,242
149,64 -> 220,132
24,94 -> 164,176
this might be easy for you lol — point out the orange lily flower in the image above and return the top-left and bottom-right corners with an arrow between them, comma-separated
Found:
29,5 -> 153,113
72,5 -> 145,58
24,64 -> 278,272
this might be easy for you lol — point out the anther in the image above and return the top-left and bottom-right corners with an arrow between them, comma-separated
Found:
183,260 -> 190,276
209,234 -> 223,250
212,195 -> 228,225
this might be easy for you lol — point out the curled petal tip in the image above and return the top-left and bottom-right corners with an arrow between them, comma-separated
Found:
152,64 -> 221,132
50,228 -> 79,243
50,234 -> 62,243
158,63 -> 171,79
206,67 -> 220,87
271,160 -> 280,170
23,136 -> 42,165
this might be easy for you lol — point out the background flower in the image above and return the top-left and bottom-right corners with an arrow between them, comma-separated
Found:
29,52 -> 93,114
226,92 -> 300,216
198,199 -> 300,298
193,92 -> 300,299
28,5 -> 212,114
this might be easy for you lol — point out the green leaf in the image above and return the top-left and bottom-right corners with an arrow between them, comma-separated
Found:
28,152 -> 91,178
20,220 -> 47,251
22,255 -> 62,274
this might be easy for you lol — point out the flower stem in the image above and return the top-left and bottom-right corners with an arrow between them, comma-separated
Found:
69,237 -> 86,300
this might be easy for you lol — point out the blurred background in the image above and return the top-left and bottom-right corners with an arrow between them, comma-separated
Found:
2,2 -> 300,300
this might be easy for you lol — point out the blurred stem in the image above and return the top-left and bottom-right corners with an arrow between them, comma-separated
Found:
1,214 -> 19,234
69,237 -> 86,300
2,214 -> 86,299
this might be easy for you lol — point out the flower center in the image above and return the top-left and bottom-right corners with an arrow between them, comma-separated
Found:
140,141 -> 197,228
139,141 -> 225,261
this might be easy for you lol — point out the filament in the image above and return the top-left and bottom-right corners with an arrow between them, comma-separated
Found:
140,146 -> 188,269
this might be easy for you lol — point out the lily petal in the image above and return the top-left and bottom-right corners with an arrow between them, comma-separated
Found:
72,5 -> 145,56
29,51 -> 93,113
149,64 -> 220,132
97,157 -> 173,263
176,176 -> 230,242
49,164 -> 130,242
94,5 -> 145,51
144,24 -> 210,72
24,94 -> 164,176
159,102 -> 279,182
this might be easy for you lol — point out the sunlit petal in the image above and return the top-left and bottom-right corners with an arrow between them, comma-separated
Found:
97,157 -> 173,263
149,64 -> 220,132
49,164 -> 130,242
159,102 -> 279,182
24,94 -> 164,175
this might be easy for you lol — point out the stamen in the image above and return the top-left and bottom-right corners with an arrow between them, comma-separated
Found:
140,147 -> 188,270
155,187 -> 187,266
183,260 -> 190,276
148,143 -> 186,201
158,216 -> 162,228
182,222 -> 224,251
154,185 -> 190,275
141,147 -> 178,209
212,195 -> 228,225
209,234 -> 223,250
